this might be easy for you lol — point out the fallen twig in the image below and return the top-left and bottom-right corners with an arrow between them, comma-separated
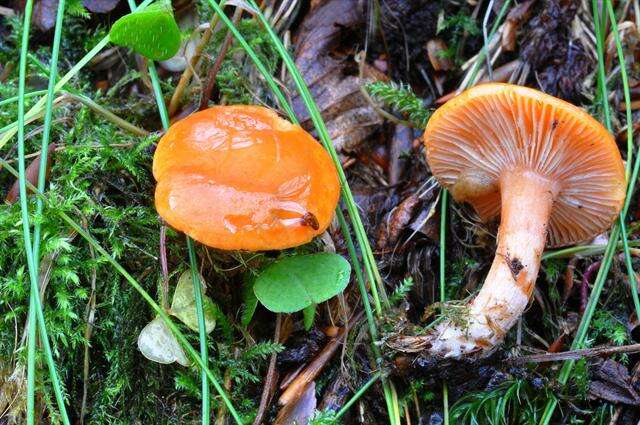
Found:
278,326 -> 346,406
277,312 -> 363,407
509,343 -> 640,364
199,8 -> 243,111
168,15 -> 219,117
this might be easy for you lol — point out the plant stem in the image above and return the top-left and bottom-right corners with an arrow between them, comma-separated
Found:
594,6 -> 612,132
541,240 -> 640,260
147,61 -> 170,130
27,0 -> 72,420
463,0 -> 512,90
168,11 -> 223,116
439,190 -> 447,304
334,373 -> 381,420
335,211 -> 398,423
1,36 -> 109,148
607,5 -> 634,176
439,189 -> 449,423
64,92 -> 149,136
443,382 -> 449,425
620,223 -> 640,316
605,0 -> 640,319
203,2 -> 296,117
187,237 -> 210,425
0,89 -> 48,106
16,0 -> 42,422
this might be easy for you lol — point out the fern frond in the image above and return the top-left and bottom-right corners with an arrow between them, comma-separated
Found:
366,81 -> 431,128
389,277 -> 414,306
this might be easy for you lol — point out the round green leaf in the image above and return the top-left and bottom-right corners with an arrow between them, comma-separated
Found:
253,253 -> 351,313
109,2 -> 181,61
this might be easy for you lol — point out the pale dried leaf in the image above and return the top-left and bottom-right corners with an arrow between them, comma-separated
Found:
137,317 -> 190,366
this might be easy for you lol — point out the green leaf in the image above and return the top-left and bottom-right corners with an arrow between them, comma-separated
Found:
170,270 -> 216,334
108,1 -> 181,61
302,304 -> 316,331
241,273 -> 258,327
137,317 -> 190,366
254,253 -> 351,313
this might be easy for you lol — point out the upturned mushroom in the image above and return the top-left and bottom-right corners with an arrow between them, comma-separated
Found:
153,105 -> 340,251
422,83 -> 626,358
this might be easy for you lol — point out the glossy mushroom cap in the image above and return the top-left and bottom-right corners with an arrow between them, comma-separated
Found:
424,83 -> 626,247
153,106 -> 341,251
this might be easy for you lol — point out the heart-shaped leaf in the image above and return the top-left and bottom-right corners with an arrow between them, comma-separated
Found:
254,253 -> 351,313
137,317 -> 190,366
170,270 -> 216,334
109,1 -> 181,61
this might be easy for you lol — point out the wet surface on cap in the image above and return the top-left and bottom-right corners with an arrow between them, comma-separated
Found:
153,106 -> 340,251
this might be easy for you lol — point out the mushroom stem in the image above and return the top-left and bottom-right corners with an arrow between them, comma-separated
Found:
430,169 -> 558,357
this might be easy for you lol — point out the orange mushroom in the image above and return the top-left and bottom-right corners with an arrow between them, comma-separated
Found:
153,106 -> 341,251
423,83 -> 626,357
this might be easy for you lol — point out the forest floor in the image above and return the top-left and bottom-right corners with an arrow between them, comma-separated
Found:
2,0 -> 640,424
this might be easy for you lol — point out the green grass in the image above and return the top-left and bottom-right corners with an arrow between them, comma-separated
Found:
199,1 -> 402,421
539,1 -> 640,422
122,0 -> 213,417
14,0 -> 71,422
6,0 -> 396,422
2,4 -> 257,421
0,156 -> 242,422
452,378 -> 555,424
5,0 -> 637,423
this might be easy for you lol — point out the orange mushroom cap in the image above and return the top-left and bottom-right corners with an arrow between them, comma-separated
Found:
424,83 -> 626,247
153,106 -> 341,251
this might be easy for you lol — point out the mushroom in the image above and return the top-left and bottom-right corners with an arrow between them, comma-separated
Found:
153,105 -> 341,251
422,83 -> 626,358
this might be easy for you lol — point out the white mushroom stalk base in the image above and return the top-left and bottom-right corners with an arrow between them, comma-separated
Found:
427,170 -> 558,358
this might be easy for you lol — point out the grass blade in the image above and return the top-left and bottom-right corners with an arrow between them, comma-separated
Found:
463,0 -> 512,90
540,1 -> 640,421
187,237 -> 210,425
16,1 -> 70,422
605,0 -> 640,319
123,0 -> 214,420
439,190 -> 448,304
201,1 -> 398,421
0,89 -> 48,106
334,373 -> 381,420
15,1 -> 38,421
32,0 -> 64,291
28,0 -> 73,420
0,157 -> 243,424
